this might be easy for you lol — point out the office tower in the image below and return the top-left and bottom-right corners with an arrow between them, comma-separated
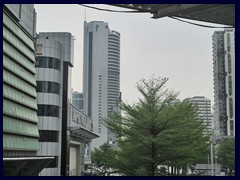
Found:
83,21 -> 121,149
212,28 -> 235,137
35,32 -> 74,176
188,96 -> 212,134
72,91 -> 84,112
3,4 -> 52,176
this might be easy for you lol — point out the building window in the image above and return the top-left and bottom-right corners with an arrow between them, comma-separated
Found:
96,25 -> 99,31
230,120 -> 234,136
37,81 -> 60,95
39,130 -> 59,142
35,56 -> 61,70
37,105 -> 59,117
228,76 -> 232,96
229,98 -> 233,118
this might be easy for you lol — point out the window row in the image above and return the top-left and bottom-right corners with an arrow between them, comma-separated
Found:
3,41 -> 35,73
3,12 -> 34,50
3,99 -> 38,123
3,134 -> 39,151
37,105 -> 60,117
3,69 -> 37,98
3,84 -> 37,110
37,81 -> 60,95
3,26 -> 35,62
39,130 -> 59,142
3,55 -> 36,86
35,56 -> 61,70
3,99 -> 38,122
3,116 -> 39,137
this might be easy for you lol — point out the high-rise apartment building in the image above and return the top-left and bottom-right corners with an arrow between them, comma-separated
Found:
83,21 -> 121,148
3,4 -> 52,176
212,28 -> 235,137
35,32 -> 74,176
188,96 -> 212,134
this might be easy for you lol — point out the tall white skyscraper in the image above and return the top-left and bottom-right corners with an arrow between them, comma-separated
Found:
83,21 -> 121,149
212,28 -> 235,137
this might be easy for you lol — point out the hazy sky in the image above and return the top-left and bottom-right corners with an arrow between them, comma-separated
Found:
34,4 -> 226,108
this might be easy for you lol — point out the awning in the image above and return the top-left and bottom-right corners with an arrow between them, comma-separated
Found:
70,126 -> 99,141
108,4 -> 235,26
3,156 -> 54,176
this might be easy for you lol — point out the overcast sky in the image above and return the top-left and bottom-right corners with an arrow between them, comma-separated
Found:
34,4 -> 226,108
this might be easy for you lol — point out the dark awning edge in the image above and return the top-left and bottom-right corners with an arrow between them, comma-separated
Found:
3,156 -> 54,176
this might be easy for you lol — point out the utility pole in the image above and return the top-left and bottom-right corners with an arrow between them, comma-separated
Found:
210,138 -> 214,176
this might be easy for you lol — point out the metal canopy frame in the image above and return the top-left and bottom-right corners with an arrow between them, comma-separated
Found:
108,4 -> 235,26
70,126 -> 99,141
3,157 -> 54,176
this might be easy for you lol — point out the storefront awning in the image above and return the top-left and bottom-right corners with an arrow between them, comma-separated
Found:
108,4 -> 235,26
70,126 -> 99,141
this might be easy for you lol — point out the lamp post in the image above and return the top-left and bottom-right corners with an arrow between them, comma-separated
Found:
210,137 -> 214,176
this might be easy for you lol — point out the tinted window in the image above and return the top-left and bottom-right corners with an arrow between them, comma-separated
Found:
37,81 -> 60,95
35,56 -> 61,70
39,130 -> 59,142
37,105 -> 59,117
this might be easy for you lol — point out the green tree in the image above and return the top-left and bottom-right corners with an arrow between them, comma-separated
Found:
216,137 -> 235,176
101,77 -> 210,176
91,143 -> 118,176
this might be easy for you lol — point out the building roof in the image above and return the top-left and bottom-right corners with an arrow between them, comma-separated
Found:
108,4 -> 235,26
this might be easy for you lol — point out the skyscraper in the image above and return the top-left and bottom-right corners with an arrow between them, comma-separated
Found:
83,21 -> 121,148
3,4 -> 52,176
212,28 -> 235,137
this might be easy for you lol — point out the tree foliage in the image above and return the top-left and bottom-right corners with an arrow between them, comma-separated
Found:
216,137 -> 235,176
90,143 -> 119,176
96,77 -> 210,176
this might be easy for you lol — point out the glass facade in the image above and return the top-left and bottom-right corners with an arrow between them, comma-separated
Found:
72,92 -> 84,111
3,9 -> 39,156
35,56 -> 61,70
37,81 -> 60,95
37,104 -> 60,117
39,130 -> 59,142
